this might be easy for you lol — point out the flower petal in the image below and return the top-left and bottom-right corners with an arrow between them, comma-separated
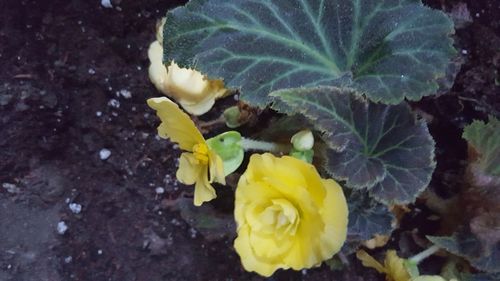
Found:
356,250 -> 387,274
148,41 -> 168,93
147,97 -> 205,151
176,153 -> 202,185
234,225 -> 282,277
193,172 -> 217,206
209,150 -> 226,185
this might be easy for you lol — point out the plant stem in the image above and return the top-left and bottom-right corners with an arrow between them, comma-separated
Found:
408,245 -> 441,264
240,138 -> 290,153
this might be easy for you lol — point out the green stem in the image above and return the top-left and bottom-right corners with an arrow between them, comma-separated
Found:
240,138 -> 290,153
408,245 -> 441,265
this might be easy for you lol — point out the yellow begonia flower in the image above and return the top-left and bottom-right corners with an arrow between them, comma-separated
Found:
147,97 -> 225,206
234,153 -> 348,277
357,250 -> 411,281
147,19 -> 228,116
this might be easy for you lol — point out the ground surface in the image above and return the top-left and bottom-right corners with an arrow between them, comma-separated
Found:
0,0 -> 498,280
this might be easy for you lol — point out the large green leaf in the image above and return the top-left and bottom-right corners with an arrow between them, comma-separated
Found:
164,0 -> 456,106
271,87 -> 435,204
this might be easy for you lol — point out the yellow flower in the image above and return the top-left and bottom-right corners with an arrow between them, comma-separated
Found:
234,153 -> 348,277
147,19 -> 228,116
357,250 -> 411,281
147,97 -> 225,206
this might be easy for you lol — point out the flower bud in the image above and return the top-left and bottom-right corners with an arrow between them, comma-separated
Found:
291,130 -> 314,151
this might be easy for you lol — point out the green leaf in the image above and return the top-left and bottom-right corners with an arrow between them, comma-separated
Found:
347,191 -> 395,241
206,131 -> 244,176
342,190 -> 395,254
463,117 -> 500,177
271,87 -> 435,204
164,0 -> 456,106
468,273 -> 500,281
428,232 -> 500,273
173,198 -> 236,241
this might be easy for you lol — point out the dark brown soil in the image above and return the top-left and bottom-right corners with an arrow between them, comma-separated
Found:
0,0 -> 498,280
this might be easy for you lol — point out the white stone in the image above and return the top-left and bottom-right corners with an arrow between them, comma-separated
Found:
99,149 -> 111,160
69,203 -> 82,214
155,187 -> 165,194
119,89 -> 132,99
57,221 -> 68,234
101,0 -> 113,8
108,99 -> 120,108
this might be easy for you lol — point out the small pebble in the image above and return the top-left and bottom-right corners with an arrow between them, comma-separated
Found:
64,256 -> 73,263
69,203 -> 82,214
96,111 -> 102,117
57,221 -> 68,234
108,99 -> 120,108
88,68 -> 96,75
97,249 -> 103,255
462,49 -> 468,55
101,0 -> 113,8
119,89 -> 132,99
2,183 -> 20,193
155,187 -> 165,194
99,149 -> 111,160
189,228 -> 197,238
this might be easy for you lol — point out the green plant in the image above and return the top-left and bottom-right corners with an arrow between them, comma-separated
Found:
147,0 -> 475,277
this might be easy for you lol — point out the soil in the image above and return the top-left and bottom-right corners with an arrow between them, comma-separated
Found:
0,0 -> 498,281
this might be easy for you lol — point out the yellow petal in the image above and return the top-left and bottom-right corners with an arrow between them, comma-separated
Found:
385,250 -> 411,281
234,225 -> 282,277
193,171 -> 217,206
318,178 -> 348,257
356,250 -> 387,274
208,150 -> 226,185
179,97 -> 216,116
176,153 -> 202,185
148,41 -> 168,93
166,62 -> 209,97
147,97 -> 204,151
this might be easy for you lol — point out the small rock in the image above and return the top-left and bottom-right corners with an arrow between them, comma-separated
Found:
108,99 -> 120,108
155,187 -> 165,194
99,149 -> 111,160
68,203 -> 82,214
2,183 -> 20,193
118,89 -> 132,99
101,0 -> 113,8
97,249 -> 103,255
57,221 -> 68,234
64,256 -> 73,263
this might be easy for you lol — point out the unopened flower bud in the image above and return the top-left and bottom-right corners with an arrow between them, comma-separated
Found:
291,130 -> 314,151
